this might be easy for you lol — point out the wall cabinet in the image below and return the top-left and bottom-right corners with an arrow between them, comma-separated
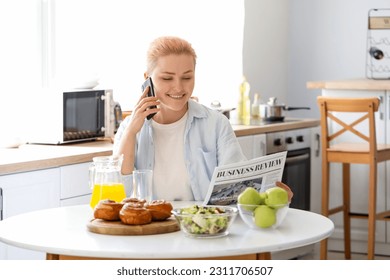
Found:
309,80 -> 390,256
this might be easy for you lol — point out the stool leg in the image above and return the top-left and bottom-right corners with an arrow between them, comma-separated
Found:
367,161 -> 377,260
320,160 -> 330,260
342,163 -> 351,259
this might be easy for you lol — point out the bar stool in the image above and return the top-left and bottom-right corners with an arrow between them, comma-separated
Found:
317,96 -> 390,260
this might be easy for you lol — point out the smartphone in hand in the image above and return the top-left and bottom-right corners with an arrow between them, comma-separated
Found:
141,77 -> 157,120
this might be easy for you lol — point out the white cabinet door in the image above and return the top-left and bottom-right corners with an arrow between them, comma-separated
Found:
252,134 -> 266,158
0,168 -> 60,260
60,162 -> 91,207
237,134 -> 266,160
237,135 -> 254,160
310,126 -> 321,214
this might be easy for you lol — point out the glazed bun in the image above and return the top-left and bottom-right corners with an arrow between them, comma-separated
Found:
121,197 -> 146,207
93,199 -> 124,221
119,203 -> 152,225
145,200 -> 173,221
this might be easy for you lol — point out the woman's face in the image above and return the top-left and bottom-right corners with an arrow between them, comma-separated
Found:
149,54 -> 195,119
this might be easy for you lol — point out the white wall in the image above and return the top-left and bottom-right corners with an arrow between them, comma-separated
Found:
244,0 -> 390,119
243,0 -> 289,107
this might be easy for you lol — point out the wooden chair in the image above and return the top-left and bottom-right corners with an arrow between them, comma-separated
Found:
317,96 -> 390,260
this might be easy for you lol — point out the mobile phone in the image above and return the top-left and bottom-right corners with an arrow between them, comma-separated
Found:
141,77 -> 157,120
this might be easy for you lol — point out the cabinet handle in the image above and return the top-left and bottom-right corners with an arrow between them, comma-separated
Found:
285,153 -> 310,164
315,133 -> 320,157
388,95 -> 390,121
379,96 -> 384,120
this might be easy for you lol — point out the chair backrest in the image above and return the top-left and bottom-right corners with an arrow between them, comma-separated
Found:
317,96 -> 379,151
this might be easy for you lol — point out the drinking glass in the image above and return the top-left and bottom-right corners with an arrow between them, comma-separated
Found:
132,169 -> 153,201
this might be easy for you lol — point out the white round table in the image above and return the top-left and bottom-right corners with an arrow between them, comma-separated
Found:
0,202 -> 334,260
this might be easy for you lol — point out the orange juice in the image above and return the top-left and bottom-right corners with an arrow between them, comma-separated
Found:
90,183 -> 126,209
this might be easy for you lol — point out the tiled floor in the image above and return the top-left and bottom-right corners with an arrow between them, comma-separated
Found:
325,251 -> 390,260
298,244 -> 390,260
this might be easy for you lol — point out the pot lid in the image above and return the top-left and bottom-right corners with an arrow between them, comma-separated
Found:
267,97 -> 284,106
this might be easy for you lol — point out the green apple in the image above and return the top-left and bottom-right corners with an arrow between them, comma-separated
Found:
254,205 -> 276,228
259,192 -> 267,205
238,187 -> 262,211
265,187 -> 288,208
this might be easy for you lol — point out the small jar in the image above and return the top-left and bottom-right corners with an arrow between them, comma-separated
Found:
251,93 -> 260,119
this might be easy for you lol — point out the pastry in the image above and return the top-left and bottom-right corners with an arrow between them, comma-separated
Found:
119,203 -> 152,225
121,197 -> 147,207
145,200 -> 173,221
93,199 -> 124,221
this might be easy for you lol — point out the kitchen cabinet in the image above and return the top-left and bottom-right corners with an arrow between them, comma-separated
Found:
307,79 -> 390,255
0,162 -> 93,259
60,163 -> 91,206
310,126 -> 322,214
0,168 -> 60,260
237,134 -> 266,159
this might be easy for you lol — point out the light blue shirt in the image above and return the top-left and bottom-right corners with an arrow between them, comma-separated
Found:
113,99 -> 246,201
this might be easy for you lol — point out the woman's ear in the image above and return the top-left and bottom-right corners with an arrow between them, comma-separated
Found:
144,72 -> 148,79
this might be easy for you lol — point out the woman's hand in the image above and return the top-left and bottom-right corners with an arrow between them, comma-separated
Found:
275,181 -> 294,202
115,87 -> 159,175
125,86 -> 160,135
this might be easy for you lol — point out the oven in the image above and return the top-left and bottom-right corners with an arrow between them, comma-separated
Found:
266,128 -> 311,211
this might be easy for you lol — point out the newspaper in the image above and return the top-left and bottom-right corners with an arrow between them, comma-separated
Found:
203,151 -> 287,205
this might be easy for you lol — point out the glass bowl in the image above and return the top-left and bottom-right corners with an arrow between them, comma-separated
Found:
237,203 -> 289,229
172,205 -> 238,238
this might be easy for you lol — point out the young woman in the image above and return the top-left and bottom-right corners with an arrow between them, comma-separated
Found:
114,36 -> 293,202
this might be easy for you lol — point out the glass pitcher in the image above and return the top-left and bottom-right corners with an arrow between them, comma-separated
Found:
89,155 -> 126,209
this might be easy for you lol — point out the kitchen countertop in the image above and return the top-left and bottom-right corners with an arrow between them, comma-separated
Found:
307,78 -> 390,90
0,140 -> 113,175
0,118 -> 319,175
232,118 -> 319,137
0,202 -> 334,260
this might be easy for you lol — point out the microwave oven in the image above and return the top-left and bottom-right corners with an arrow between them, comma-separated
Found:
27,89 -> 122,144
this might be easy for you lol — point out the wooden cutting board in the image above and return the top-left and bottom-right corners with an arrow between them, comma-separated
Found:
87,217 -> 180,235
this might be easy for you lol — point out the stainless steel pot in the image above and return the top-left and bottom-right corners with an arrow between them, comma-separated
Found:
261,97 -> 310,122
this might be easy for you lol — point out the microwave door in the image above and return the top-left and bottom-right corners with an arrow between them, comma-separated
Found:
63,90 -> 105,142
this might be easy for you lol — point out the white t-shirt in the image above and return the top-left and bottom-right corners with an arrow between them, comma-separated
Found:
151,113 -> 194,201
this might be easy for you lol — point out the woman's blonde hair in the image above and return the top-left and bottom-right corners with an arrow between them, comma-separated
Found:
146,36 -> 197,74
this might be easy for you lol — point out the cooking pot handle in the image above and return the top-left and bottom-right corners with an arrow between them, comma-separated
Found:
283,106 -> 310,111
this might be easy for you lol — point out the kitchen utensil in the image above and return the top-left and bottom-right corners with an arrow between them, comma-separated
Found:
262,97 -> 310,122
89,155 -> 126,209
210,100 -> 236,119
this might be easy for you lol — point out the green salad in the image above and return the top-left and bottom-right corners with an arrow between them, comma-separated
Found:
177,205 -> 230,235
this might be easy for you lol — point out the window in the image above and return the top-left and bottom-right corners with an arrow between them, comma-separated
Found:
0,0 -> 244,143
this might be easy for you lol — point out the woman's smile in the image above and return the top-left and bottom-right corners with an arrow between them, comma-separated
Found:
167,92 -> 187,99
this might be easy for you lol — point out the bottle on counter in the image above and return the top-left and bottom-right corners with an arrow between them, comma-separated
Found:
251,93 -> 261,119
238,76 -> 251,124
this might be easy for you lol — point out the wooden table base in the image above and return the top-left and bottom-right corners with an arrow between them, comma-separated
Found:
46,252 -> 272,260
